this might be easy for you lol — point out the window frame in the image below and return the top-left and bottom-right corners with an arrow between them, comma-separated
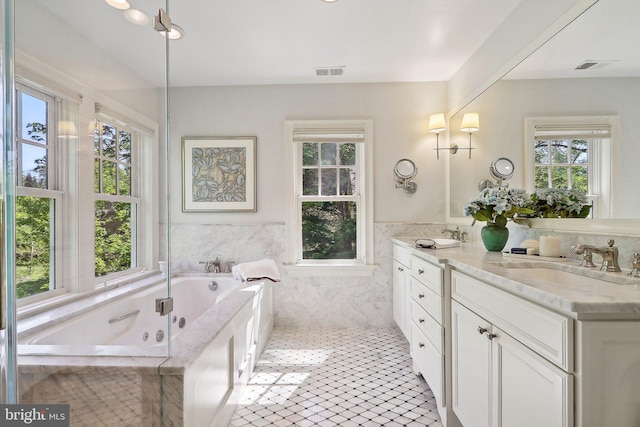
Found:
93,115 -> 145,285
284,120 -> 375,277
524,116 -> 615,219
14,83 -> 67,303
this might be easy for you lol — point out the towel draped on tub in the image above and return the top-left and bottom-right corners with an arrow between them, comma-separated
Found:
232,258 -> 281,282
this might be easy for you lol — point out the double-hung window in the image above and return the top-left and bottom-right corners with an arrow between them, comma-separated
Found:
285,120 -> 374,276
15,83 -> 62,299
94,117 -> 140,278
525,117 -> 615,218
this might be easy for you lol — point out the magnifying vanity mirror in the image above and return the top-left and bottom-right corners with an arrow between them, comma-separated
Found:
448,0 -> 640,232
478,157 -> 514,190
394,159 -> 418,195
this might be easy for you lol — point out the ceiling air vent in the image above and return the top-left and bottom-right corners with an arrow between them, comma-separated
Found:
315,66 -> 345,77
574,60 -> 616,70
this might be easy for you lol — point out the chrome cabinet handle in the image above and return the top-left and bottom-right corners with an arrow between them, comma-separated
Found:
478,326 -> 488,335
487,333 -> 497,340
418,342 -> 425,348
398,266 -> 404,272
418,268 -> 424,274
419,318 -> 425,323
418,293 -> 425,299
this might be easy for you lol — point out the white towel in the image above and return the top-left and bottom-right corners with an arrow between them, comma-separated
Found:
415,238 -> 461,249
232,258 -> 281,282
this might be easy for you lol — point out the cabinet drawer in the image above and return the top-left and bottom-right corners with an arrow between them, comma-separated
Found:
411,325 -> 444,405
393,244 -> 412,266
410,256 -> 443,296
411,300 -> 443,353
452,270 -> 572,371
411,278 -> 442,323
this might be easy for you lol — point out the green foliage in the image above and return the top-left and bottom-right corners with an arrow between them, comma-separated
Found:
302,201 -> 356,259
15,196 -> 51,298
95,201 -> 133,276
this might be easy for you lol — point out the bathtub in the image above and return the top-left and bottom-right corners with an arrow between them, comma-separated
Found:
17,274 -> 274,426
19,275 -> 242,348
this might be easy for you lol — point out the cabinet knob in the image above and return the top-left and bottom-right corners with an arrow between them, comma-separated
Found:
398,267 -> 404,272
418,342 -> 425,348
418,269 -> 425,274
418,293 -> 425,299
477,326 -> 488,335
419,318 -> 425,323
487,333 -> 497,340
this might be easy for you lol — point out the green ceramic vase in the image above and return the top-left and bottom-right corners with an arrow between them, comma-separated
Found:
481,224 -> 509,252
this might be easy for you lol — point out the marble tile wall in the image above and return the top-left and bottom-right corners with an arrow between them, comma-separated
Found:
168,223 -> 444,328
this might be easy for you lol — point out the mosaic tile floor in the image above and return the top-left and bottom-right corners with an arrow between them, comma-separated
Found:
229,327 -> 443,427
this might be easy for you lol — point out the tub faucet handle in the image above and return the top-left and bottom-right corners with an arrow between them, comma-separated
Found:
629,253 -> 640,278
224,261 -> 235,273
199,260 -> 218,273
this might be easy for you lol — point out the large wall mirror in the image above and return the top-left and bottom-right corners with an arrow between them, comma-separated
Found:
448,0 -> 640,232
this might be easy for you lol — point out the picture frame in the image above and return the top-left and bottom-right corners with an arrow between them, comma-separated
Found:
182,136 -> 257,212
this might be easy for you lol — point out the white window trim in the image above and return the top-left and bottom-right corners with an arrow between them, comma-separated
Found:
524,116 -> 615,219
284,119 -> 375,277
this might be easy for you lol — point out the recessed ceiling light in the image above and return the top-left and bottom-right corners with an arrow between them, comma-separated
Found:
160,24 -> 185,40
322,0 -> 339,3
124,9 -> 149,26
105,0 -> 130,10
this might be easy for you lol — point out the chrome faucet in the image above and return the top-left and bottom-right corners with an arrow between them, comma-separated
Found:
571,240 -> 621,272
442,226 -> 467,242
199,257 -> 221,273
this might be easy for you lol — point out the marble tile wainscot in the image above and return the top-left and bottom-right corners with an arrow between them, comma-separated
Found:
392,237 -> 640,427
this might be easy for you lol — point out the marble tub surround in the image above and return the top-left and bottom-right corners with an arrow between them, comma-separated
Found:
393,238 -> 640,319
17,279 -> 267,426
168,222 -> 446,328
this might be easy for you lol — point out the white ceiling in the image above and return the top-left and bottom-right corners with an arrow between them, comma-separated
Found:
24,0 -> 522,89
20,0 -> 639,92
506,0 -> 640,79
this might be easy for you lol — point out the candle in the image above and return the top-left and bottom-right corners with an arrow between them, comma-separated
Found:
539,236 -> 561,257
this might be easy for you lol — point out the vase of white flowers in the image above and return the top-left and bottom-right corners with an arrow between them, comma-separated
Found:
464,187 -> 534,251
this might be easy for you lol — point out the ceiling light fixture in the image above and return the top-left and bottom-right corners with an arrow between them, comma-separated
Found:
105,0 -> 130,10
124,9 -> 150,25
322,0 -> 339,2
159,24 -> 185,40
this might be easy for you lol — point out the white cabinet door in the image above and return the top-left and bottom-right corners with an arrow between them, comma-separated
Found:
452,301 -> 492,427
492,327 -> 573,427
393,258 -> 410,338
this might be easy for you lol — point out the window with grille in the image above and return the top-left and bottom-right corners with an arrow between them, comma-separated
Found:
285,121 -> 374,273
525,117 -> 615,218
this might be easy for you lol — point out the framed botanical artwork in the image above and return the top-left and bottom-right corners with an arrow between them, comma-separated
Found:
182,136 -> 257,212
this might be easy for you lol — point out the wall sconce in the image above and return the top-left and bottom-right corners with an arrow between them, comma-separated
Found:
428,113 -> 449,160
459,112 -> 479,159
57,121 -> 78,139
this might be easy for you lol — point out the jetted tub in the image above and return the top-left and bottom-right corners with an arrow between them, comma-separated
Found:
19,276 -> 242,348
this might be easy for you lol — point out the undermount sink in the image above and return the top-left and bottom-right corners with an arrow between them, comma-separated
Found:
489,261 -> 638,287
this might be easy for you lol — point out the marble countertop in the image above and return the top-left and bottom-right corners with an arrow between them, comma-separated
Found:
393,237 -> 640,320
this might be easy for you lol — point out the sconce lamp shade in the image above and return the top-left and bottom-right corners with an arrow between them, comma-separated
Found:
428,113 -> 446,133
460,112 -> 480,133
58,121 -> 78,139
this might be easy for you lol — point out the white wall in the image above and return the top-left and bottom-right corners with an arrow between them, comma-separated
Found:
167,82 -> 449,327
449,77 -> 640,219
167,82 -> 448,225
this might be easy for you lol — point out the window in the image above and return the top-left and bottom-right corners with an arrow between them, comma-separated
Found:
285,120 -> 374,276
94,118 -> 139,277
15,83 -> 61,299
525,117 -> 615,218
